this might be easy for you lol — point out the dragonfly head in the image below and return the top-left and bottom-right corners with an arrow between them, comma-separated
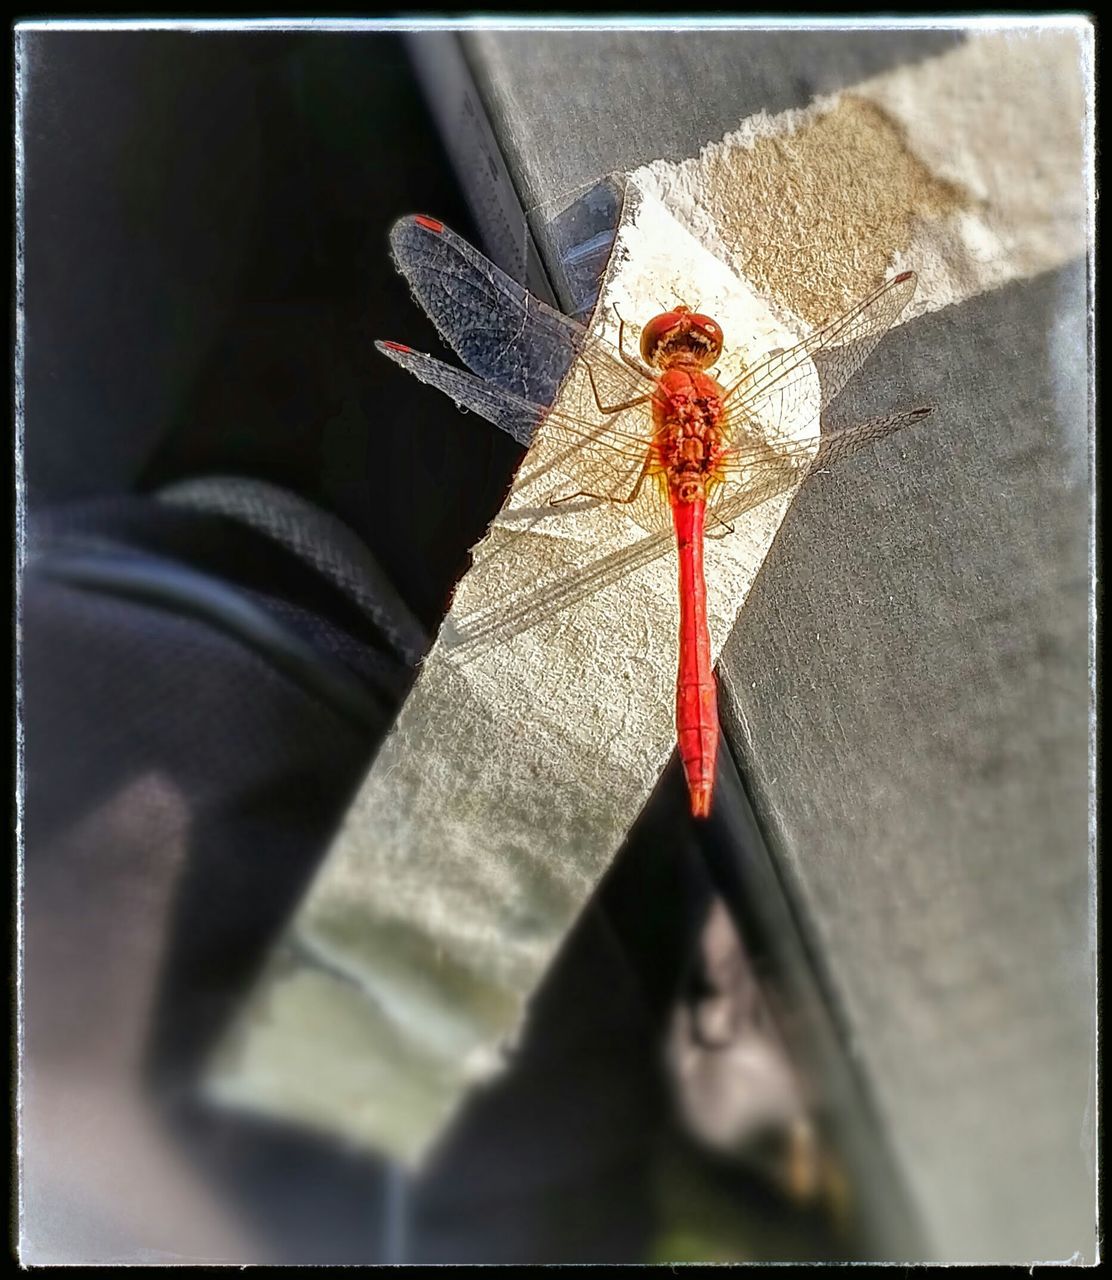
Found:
640,307 -> 724,370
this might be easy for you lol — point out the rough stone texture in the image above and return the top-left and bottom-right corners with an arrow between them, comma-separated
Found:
721,266 -> 1092,1262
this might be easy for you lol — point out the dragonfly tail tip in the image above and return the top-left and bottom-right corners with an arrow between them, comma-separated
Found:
690,785 -> 713,819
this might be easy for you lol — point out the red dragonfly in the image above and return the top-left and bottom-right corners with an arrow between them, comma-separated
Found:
378,214 -> 932,818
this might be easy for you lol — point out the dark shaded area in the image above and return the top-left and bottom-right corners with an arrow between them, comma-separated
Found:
21,501 -> 404,1262
20,30 -> 523,629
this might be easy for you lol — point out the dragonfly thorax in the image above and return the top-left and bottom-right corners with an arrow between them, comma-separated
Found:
654,367 -> 726,505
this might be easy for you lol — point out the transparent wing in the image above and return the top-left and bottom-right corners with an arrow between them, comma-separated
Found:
451,407 -> 936,650
718,272 -> 919,443
386,215 -> 659,504
707,406 -> 935,528
696,271 -> 920,519
377,338 -> 661,522
810,406 -> 934,471
446,524 -> 677,651
388,215 -> 652,411
378,337 -> 658,508
376,341 -> 543,447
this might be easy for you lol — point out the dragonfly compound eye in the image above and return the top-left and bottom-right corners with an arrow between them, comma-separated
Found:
687,314 -> 724,363
640,309 -> 724,368
640,309 -> 689,364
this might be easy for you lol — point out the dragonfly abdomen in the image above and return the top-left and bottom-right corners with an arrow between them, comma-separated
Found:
672,497 -> 718,818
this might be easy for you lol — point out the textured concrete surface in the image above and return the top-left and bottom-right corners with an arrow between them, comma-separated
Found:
722,265 -> 1092,1261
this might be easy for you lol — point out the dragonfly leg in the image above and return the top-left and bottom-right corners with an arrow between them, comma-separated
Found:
579,355 -> 653,416
548,454 -> 654,508
613,308 -> 655,378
